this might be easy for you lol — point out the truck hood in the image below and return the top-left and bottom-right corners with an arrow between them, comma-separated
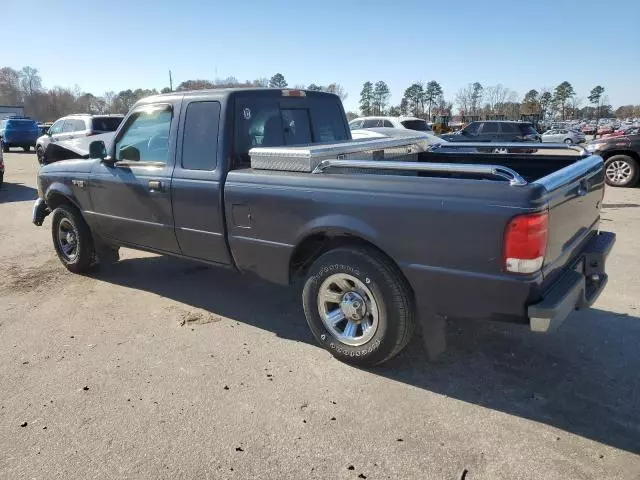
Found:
44,132 -> 115,164
41,158 -> 96,174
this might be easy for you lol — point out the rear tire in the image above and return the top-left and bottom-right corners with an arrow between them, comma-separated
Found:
51,205 -> 95,273
1,141 -> 8,152
604,155 -> 639,188
302,246 -> 415,366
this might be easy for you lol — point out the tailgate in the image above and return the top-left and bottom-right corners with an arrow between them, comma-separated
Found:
539,155 -> 605,287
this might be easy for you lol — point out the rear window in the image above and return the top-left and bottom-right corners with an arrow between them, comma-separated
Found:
233,94 -> 349,167
91,117 -> 123,132
400,119 -> 431,132
5,119 -> 38,130
518,123 -> 538,135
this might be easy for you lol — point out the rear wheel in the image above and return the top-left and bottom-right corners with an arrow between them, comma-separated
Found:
51,205 -> 95,273
604,155 -> 639,187
302,246 -> 415,366
1,141 -> 8,152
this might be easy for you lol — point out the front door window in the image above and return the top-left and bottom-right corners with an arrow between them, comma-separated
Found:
114,105 -> 173,163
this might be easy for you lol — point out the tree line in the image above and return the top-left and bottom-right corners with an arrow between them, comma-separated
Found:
0,67 -> 347,122
358,79 -> 639,121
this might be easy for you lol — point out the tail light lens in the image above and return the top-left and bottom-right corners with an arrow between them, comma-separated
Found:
503,211 -> 548,274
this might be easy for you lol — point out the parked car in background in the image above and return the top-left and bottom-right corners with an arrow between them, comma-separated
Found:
349,116 -> 433,134
439,121 -> 541,152
582,125 -> 597,135
36,114 -> 124,164
541,128 -> 586,144
0,117 -> 40,152
586,132 -> 640,187
602,127 -> 640,138
597,125 -> 614,135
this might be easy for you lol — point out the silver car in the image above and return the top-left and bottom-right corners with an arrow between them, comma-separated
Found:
541,128 -> 585,145
36,114 -> 123,164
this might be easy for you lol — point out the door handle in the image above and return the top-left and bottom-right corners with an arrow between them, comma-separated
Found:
148,180 -> 163,192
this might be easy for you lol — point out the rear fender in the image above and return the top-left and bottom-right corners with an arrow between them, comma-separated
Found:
295,214 -> 380,246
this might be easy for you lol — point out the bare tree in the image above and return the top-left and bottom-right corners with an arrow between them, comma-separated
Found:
484,84 -> 518,115
0,67 -> 22,104
19,66 -> 42,97
325,83 -> 348,102
455,85 -> 472,115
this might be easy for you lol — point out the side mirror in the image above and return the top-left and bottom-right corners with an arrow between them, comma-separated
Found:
89,140 -> 107,160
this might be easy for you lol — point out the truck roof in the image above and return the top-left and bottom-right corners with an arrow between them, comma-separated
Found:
138,88 -> 339,105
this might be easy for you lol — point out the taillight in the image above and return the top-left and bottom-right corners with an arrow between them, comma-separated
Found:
503,211 -> 548,274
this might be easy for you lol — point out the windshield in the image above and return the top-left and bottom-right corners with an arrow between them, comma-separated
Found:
400,120 -> 431,132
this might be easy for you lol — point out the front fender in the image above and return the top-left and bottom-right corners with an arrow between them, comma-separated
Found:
44,181 -> 81,210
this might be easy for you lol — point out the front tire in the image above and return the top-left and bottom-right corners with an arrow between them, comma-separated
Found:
51,205 -> 95,273
604,155 -> 639,187
23,145 -> 31,152
36,146 -> 44,164
564,138 -> 573,145
302,247 -> 415,366
1,141 -> 8,153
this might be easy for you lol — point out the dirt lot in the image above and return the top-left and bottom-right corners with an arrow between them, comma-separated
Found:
1,151 -> 639,479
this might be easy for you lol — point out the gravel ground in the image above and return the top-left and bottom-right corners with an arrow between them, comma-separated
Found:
1,151 -> 639,480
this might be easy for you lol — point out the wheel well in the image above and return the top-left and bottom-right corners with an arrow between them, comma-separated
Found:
46,192 -> 76,211
601,149 -> 640,164
289,233 -> 410,289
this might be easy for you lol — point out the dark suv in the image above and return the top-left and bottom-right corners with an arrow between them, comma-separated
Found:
441,121 -> 541,151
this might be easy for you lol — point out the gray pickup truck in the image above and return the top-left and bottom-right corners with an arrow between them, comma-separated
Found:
32,88 -> 615,366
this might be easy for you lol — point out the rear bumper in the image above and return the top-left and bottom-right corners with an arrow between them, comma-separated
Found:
528,231 -> 615,332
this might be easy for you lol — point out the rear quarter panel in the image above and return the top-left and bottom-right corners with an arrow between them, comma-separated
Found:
224,170 -> 548,322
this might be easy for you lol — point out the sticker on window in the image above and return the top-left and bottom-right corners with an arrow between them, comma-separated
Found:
243,108 -> 251,120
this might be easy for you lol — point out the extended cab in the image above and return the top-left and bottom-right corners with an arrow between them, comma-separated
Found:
32,88 -> 615,366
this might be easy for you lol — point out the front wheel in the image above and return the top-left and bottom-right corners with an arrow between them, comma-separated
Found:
1,141 -> 8,153
564,138 -> 573,145
36,146 -> 44,164
604,155 -> 639,187
302,247 -> 415,366
51,205 -> 95,273
23,145 -> 31,152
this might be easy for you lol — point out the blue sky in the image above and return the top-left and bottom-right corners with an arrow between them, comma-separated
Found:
4,0 -> 640,112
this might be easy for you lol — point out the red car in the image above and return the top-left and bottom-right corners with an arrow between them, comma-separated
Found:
602,127 -> 640,138
597,126 -> 613,135
582,125 -> 596,134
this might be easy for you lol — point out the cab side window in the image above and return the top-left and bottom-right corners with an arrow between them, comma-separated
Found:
182,101 -> 220,171
115,105 -> 172,163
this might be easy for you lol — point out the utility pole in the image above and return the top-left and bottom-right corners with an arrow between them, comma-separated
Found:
169,70 -> 173,92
